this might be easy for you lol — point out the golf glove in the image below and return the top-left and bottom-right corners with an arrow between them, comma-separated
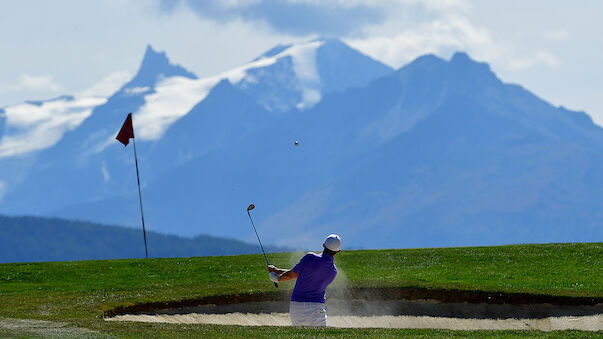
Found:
269,272 -> 279,283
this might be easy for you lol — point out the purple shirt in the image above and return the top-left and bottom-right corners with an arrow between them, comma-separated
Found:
291,252 -> 337,303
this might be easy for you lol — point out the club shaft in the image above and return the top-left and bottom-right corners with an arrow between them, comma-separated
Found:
247,211 -> 269,265
247,211 -> 278,288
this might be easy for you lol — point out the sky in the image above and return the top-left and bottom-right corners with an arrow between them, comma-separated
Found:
1,0 -> 602,126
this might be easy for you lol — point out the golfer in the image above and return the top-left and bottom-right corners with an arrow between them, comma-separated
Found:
267,234 -> 341,326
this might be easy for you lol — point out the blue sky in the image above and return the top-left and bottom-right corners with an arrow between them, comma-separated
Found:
1,0 -> 602,125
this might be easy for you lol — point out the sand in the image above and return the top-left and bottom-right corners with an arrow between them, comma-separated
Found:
106,312 -> 602,331
105,297 -> 603,332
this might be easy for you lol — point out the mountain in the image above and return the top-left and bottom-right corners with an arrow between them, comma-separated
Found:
262,52 -> 603,248
0,215 -> 288,263
0,40 -> 601,250
238,38 -> 393,112
0,39 -> 393,216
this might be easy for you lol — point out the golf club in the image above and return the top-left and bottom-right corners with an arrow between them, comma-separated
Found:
247,203 -> 278,288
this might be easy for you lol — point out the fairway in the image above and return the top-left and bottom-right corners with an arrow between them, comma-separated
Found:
0,243 -> 601,337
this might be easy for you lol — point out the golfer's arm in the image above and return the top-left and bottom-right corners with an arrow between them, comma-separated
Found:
277,269 -> 298,282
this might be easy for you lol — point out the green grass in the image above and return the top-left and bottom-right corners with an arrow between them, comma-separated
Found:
0,243 -> 601,338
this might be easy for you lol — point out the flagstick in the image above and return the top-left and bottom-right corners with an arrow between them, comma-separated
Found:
132,137 -> 149,259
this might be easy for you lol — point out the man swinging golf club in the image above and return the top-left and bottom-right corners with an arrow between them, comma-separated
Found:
267,234 -> 342,327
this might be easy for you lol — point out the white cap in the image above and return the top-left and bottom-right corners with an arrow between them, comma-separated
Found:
323,234 -> 342,252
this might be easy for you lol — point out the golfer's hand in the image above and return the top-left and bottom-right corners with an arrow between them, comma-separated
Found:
269,272 -> 279,283
267,265 -> 277,272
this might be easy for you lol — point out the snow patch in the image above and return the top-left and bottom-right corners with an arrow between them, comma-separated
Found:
80,71 -> 131,97
101,161 -> 110,182
0,96 -> 105,157
297,88 -> 321,110
124,86 -> 151,96
272,40 -> 324,110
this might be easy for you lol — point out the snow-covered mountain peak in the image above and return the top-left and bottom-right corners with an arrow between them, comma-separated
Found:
132,39 -> 392,140
254,39 -> 324,109
132,52 -> 282,140
132,40 -> 327,140
238,38 -> 392,112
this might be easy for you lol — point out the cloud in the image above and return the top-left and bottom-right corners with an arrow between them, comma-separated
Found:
345,5 -> 562,75
347,14 -> 496,68
156,0 -> 559,76
543,29 -> 569,41
79,71 -> 131,97
6,74 -> 63,93
507,51 -> 560,71
160,0 -> 383,36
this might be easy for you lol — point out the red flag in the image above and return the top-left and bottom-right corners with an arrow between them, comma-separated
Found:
116,113 -> 134,146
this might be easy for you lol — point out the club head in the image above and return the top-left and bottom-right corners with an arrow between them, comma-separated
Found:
247,204 -> 255,211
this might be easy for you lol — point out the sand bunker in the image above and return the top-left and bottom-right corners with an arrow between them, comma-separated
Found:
107,312 -> 602,331
105,298 -> 603,331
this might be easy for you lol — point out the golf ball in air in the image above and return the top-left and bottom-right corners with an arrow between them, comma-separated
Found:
294,140 -> 299,146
